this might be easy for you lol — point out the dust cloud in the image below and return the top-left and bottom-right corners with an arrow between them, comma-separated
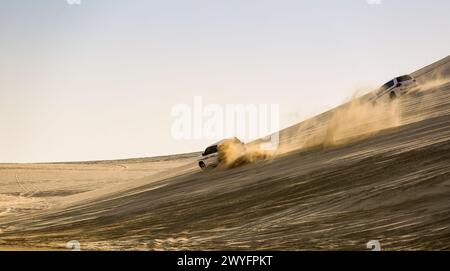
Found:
415,77 -> 450,93
213,93 -> 402,169
217,90 -> 403,168
218,139 -> 274,169
323,95 -> 401,146
276,91 -> 402,155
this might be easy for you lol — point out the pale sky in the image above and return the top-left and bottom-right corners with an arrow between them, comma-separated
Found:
1,0 -> 449,163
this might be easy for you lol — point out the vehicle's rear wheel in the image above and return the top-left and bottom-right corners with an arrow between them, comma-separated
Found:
389,91 -> 397,100
198,161 -> 206,169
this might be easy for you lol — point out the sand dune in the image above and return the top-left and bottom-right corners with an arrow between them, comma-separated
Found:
0,55 -> 449,250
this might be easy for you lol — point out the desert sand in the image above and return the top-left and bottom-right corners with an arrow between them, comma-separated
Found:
0,55 -> 449,250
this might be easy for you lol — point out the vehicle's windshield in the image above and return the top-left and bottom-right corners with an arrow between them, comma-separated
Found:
396,75 -> 413,82
203,145 -> 218,156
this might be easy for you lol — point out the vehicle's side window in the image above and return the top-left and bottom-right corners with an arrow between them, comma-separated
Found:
387,80 -> 395,88
397,75 -> 412,82
381,80 -> 395,91
203,145 -> 218,156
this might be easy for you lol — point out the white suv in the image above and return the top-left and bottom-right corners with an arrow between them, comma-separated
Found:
198,137 -> 245,170
372,75 -> 416,101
